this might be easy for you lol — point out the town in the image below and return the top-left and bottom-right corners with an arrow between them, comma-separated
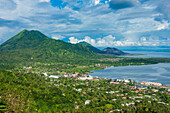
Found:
45,72 -> 170,112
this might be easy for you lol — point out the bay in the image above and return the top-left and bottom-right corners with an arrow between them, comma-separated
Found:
90,63 -> 170,86
123,51 -> 170,58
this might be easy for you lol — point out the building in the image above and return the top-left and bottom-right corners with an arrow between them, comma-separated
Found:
75,105 -> 79,109
123,79 -> 130,83
85,100 -> 91,105
43,72 -> 48,76
78,76 -> 93,80
49,75 -> 59,79
141,81 -> 162,86
110,82 -> 119,85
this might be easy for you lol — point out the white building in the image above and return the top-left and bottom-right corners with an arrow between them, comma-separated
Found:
85,100 -> 91,105
78,76 -> 93,80
123,79 -> 130,83
49,75 -> 59,79
43,72 -> 48,76
141,81 -> 162,86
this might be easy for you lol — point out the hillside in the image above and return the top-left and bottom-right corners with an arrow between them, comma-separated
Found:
77,41 -> 102,53
0,30 -> 100,63
1,70 -> 170,113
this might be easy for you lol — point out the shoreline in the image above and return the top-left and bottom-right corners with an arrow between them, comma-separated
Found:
90,63 -> 170,87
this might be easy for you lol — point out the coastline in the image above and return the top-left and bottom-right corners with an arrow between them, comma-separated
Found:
90,63 -> 170,87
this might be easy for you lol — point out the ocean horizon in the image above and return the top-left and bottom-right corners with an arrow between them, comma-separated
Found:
91,47 -> 170,86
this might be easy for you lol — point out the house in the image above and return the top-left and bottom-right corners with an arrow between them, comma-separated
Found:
152,89 -> 159,92
78,76 -> 93,80
72,73 -> 79,77
148,101 -> 151,103
23,66 -> 32,69
122,97 -> 127,99
76,88 -> 82,92
93,79 -> 99,81
131,90 -> 139,93
75,105 -> 79,109
110,82 -> 119,85
129,102 -> 135,105
82,91 -> 86,94
141,81 -> 162,86
123,79 -> 130,83
43,72 -> 48,76
49,75 -> 59,79
166,92 -> 170,95
137,105 -> 142,107
85,100 -> 91,105
112,99 -> 117,101
64,74 -> 68,77
145,95 -> 151,98
114,79 -> 122,82
113,109 -> 121,112
136,100 -> 142,103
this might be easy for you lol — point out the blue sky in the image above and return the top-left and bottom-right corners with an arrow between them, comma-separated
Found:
0,0 -> 170,46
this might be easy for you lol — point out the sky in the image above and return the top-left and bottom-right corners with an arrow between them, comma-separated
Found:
0,0 -> 170,47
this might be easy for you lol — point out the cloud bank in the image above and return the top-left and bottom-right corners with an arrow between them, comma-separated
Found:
0,0 -> 170,46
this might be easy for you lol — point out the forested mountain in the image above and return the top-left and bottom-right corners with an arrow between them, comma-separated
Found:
77,41 -> 102,53
0,30 -> 101,63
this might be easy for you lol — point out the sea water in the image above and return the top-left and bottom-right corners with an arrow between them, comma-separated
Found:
91,63 -> 170,86
92,46 -> 170,86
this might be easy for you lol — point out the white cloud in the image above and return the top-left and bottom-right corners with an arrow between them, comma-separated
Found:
84,36 -> 96,45
69,34 -> 170,46
141,37 -> 147,41
69,37 -> 79,44
156,21 -> 170,30
39,0 -> 50,2
69,35 -> 116,47
94,0 -> 100,5
0,0 -> 170,46
52,35 -> 65,40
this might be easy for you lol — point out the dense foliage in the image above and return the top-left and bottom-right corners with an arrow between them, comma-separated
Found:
0,70 -> 66,112
0,70 -> 170,112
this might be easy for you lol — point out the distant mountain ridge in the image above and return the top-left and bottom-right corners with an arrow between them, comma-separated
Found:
77,41 -> 130,56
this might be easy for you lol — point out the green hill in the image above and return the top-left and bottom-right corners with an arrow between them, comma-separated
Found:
0,30 -> 99,63
77,41 -> 102,53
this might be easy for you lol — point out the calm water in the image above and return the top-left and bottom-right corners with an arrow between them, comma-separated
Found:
120,46 -> 170,58
90,63 -> 170,86
123,51 -> 170,58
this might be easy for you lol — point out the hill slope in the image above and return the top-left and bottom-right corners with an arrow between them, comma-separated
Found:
0,30 -> 98,63
77,41 -> 102,53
